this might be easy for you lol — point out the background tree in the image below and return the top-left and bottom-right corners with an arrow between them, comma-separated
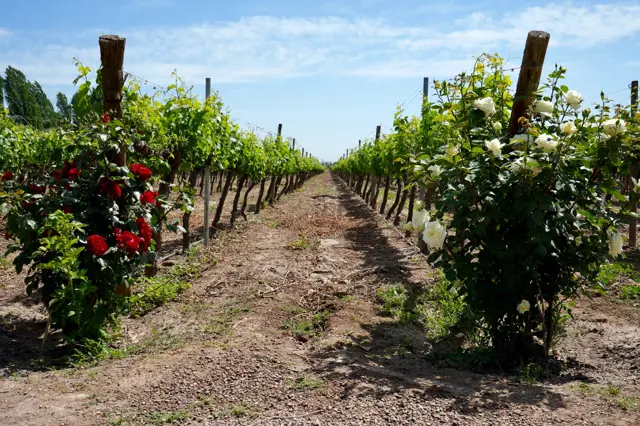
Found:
0,74 -> 4,110
56,92 -> 73,122
3,66 -> 56,128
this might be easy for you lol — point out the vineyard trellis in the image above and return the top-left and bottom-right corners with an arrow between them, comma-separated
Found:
0,34 -> 323,344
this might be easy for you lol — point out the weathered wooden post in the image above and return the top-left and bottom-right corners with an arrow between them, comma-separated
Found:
203,77 -> 212,247
418,77 -> 429,253
507,31 -> 551,136
629,80 -> 638,248
99,35 -> 126,166
369,125 -> 381,208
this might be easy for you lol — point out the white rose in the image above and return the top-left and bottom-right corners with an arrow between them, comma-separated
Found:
633,178 -> 640,194
517,299 -> 530,314
403,222 -> 414,231
560,121 -> 577,136
533,100 -> 554,117
564,90 -> 583,110
510,158 -> 542,176
446,145 -> 459,157
411,209 -> 429,232
602,118 -> 627,136
428,164 -> 443,179
423,220 -> 447,250
535,134 -> 558,152
485,138 -> 504,156
608,231 -> 623,258
493,121 -> 503,132
474,97 -> 496,118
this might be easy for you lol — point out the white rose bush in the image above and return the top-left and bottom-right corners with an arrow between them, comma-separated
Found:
332,53 -> 640,364
426,56 -> 639,361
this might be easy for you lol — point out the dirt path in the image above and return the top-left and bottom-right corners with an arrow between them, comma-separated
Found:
1,172 -> 640,425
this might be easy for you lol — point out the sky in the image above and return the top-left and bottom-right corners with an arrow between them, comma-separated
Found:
1,0 -> 639,162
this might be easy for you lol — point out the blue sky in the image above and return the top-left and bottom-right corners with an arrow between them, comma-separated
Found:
1,0 -> 639,162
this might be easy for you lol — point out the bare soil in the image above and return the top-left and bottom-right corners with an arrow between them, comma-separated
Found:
1,172 -> 640,425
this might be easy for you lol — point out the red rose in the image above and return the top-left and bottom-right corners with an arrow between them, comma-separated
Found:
42,229 -> 56,238
4,231 -> 13,240
136,218 -> 153,252
101,113 -> 111,123
113,228 -> 122,236
97,177 -> 123,199
22,200 -> 33,209
28,184 -> 45,194
2,170 -> 13,181
129,163 -> 152,181
52,169 -> 63,182
68,168 -> 81,181
87,234 -> 109,257
140,190 -> 158,205
63,206 -> 73,214
116,230 -> 140,255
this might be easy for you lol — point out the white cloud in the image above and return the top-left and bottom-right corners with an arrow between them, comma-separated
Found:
1,3 -> 639,86
0,28 -> 10,37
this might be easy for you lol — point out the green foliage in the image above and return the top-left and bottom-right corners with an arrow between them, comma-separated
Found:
376,273 -> 470,342
597,261 -> 639,293
287,375 -> 325,390
620,284 -> 640,300
128,275 -> 191,318
288,233 -> 317,250
283,308 -> 331,339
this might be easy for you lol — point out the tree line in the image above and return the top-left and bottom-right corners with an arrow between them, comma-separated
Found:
0,66 -> 73,128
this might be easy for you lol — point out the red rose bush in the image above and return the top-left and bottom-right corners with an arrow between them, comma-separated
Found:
1,122 -> 164,342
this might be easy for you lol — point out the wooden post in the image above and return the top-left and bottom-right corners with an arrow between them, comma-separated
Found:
203,77 -> 212,247
269,124 -> 283,204
292,138 -> 296,150
369,125 -> 381,208
100,35 -> 131,292
418,76 -> 430,253
630,80 -> 638,248
358,139 -> 361,149
99,35 -> 126,166
507,30 -> 551,136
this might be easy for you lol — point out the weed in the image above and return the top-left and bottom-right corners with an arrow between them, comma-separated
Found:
283,309 -> 331,339
288,233 -> 318,250
519,362 -> 544,385
267,220 -> 281,229
202,304 -> 252,337
620,284 -> 640,300
287,375 -> 325,390
376,284 -> 409,318
127,246 -> 212,318
338,294 -> 356,303
129,276 -> 191,318
215,404 -> 253,419
597,261 -> 638,290
230,404 -> 249,417
281,305 -> 307,315
375,273 -> 476,345
571,382 -> 640,411
70,328 -> 183,367
0,256 -> 11,270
